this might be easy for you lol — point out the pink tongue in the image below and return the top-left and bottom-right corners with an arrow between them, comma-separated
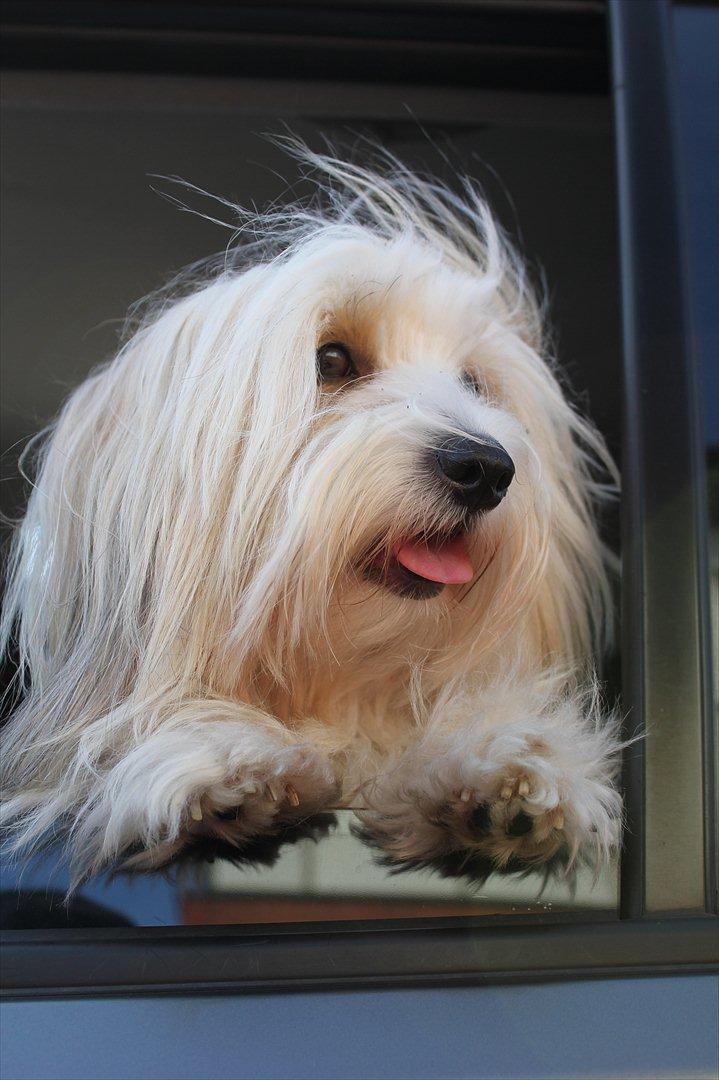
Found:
394,534 -> 474,585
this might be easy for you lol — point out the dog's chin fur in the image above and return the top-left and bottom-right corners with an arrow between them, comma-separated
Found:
0,145 -> 623,887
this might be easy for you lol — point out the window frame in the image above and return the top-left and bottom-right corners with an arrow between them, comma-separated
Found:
1,0 -> 717,999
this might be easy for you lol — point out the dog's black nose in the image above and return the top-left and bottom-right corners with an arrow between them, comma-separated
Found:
435,435 -> 515,512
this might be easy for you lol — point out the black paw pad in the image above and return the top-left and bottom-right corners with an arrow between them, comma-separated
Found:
470,803 -> 492,833
506,811 -> 533,837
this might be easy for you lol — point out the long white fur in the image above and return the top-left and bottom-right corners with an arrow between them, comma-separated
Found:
0,145 -> 623,884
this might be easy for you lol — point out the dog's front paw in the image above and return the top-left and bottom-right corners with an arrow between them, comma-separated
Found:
453,768 -> 574,869
112,734 -> 340,870
359,715 -> 622,874
191,742 -> 340,840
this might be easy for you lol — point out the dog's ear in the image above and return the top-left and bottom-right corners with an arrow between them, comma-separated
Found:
0,284 -> 236,815
2,361 -> 124,701
0,354 -> 140,861
0,262 -> 326,800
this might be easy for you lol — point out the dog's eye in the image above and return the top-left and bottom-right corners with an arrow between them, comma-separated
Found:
461,370 -> 481,396
317,342 -> 355,381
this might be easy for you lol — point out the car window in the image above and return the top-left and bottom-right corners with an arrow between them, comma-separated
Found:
0,76 -> 622,928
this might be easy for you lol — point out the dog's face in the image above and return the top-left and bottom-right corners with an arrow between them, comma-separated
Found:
313,243 -> 522,604
291,240 -> 531,616
211,229 -> 606,695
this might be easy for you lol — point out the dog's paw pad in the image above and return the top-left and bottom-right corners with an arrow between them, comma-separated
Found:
505,809 -> 533,837
469,801 -> 492,833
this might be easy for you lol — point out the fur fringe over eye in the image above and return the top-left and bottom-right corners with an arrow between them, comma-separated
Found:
0,140 -> 623,886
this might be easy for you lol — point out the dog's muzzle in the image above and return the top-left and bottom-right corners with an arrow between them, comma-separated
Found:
435,435 -> 515,513
364,431 -> 515,600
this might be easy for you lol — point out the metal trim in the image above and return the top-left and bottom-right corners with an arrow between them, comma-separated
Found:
2,916 -> 717,1000
0,1 -> 609,94
609,0 -> 712,914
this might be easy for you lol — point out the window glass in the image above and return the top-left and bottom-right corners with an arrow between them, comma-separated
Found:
0,73 -> 621,928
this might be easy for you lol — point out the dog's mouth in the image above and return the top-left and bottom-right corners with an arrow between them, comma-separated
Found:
365,529 -> 474,600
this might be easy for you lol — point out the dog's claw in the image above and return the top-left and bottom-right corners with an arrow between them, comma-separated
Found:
189,798 -> 203,822
266,783 -> 279,803
286,784 -> 300,807
552,808 -> 565,830
518,778 -> 530,797
499,782 -> 514,802
459,787 -> 472,803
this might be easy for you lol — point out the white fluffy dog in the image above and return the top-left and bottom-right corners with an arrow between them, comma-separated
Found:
0,148 -> 623,885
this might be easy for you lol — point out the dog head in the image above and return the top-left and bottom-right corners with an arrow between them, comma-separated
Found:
3,149 -> 615,720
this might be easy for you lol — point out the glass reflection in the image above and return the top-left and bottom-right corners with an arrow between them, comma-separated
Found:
1,811 -> 617,928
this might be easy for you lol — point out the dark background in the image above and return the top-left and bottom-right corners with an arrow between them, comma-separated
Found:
0,76 -> 622,522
